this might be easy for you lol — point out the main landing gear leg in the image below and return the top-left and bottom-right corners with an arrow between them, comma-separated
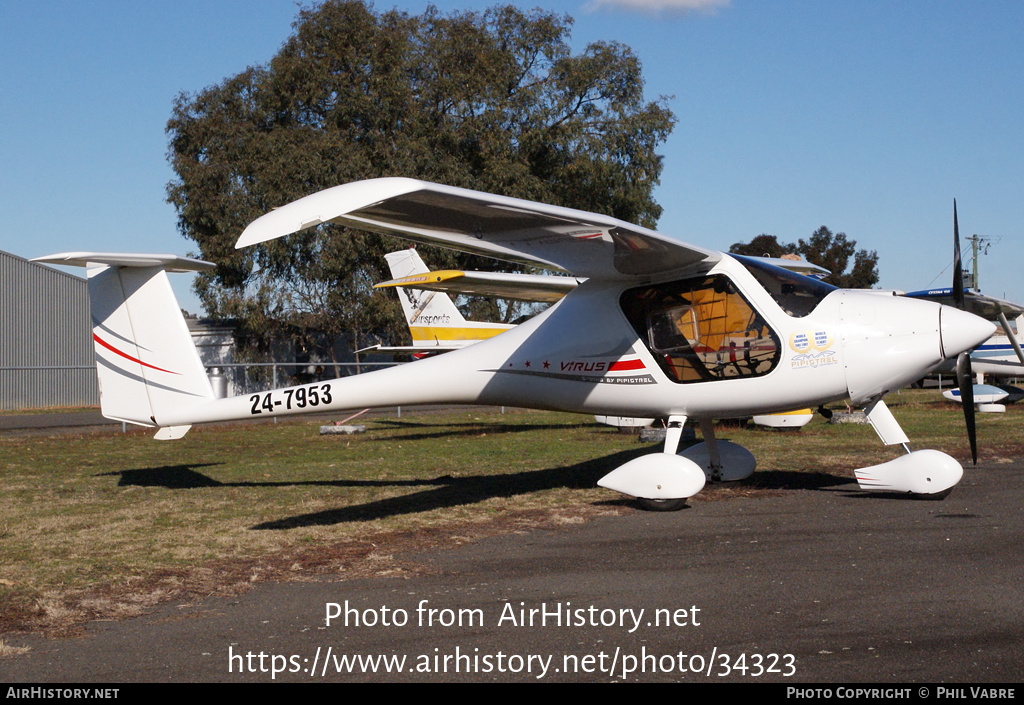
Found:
698,418 -> 723,481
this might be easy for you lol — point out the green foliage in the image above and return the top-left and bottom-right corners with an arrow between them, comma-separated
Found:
728,234 -> 797,260
729,227 -> 879,289
166,1 -> 675,355
797,226 -> 879,289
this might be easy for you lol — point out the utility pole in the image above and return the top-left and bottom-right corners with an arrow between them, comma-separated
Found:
963,234 -> 991,291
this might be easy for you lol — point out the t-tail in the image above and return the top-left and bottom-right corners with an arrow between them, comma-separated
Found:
382,249 -> 511,349
33,253 -> 217,438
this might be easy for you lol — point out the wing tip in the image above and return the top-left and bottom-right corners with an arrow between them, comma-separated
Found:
235,178 -> 427,249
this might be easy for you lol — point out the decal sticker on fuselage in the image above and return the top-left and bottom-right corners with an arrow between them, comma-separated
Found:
496,357 -> 656,385
788,330 -> 838,369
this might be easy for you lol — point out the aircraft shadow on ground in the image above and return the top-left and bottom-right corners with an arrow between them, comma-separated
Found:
744,470 -> 853,492
100,464 -> 225,489
251,447 -> 650,530
97,456 -> 857,528
251,460 -> 856,530
101,465 -> 470,491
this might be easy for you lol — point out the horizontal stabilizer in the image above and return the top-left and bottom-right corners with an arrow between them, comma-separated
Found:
33,252 -> 215,272
375,268 -> 578,303
356,344 -> 463,354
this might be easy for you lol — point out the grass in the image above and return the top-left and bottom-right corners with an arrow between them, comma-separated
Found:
1,392 -> 1021,637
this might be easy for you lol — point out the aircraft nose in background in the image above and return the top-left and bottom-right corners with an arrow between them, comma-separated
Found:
939,306 -> 996,359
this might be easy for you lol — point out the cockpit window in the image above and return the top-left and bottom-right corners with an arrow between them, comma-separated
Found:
621,274 -> 781,384
732,255 -> 836,318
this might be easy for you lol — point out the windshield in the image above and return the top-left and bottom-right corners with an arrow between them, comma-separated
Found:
732,255 -> 836,318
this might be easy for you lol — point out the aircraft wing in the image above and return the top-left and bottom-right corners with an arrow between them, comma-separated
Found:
374,269 -> 579,303
237,178 -> 719,280
905,288 -> 1024,321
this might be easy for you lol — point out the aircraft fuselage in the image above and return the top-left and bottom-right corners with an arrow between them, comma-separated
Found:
155,255 -> 990,427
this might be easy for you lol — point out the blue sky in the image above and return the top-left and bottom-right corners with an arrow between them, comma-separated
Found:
3,0 -> 1022,313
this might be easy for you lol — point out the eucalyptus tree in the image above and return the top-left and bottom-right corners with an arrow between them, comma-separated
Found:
167,0 -> 676,357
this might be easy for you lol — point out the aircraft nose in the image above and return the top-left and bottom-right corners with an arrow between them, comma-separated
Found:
939,306 -> 996,359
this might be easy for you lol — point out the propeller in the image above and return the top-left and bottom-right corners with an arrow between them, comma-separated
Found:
956,351 -> 977,464
951,200 -> 978,465
953,199 -> 1024,368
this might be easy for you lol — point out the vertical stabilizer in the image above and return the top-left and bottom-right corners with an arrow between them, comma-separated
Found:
88,264 -> 214,426
383,249 -> 468,328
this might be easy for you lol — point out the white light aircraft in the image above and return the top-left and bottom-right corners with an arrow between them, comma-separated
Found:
375,248 -> 828,431
36,179 -> 996,509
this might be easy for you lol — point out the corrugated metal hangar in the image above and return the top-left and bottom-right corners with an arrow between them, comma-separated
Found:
2,249 -> 361,411
1,250 -> 98,410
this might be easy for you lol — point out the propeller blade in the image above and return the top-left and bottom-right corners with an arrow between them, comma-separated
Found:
952,199 -> 965,308
956,351 -> 977,465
